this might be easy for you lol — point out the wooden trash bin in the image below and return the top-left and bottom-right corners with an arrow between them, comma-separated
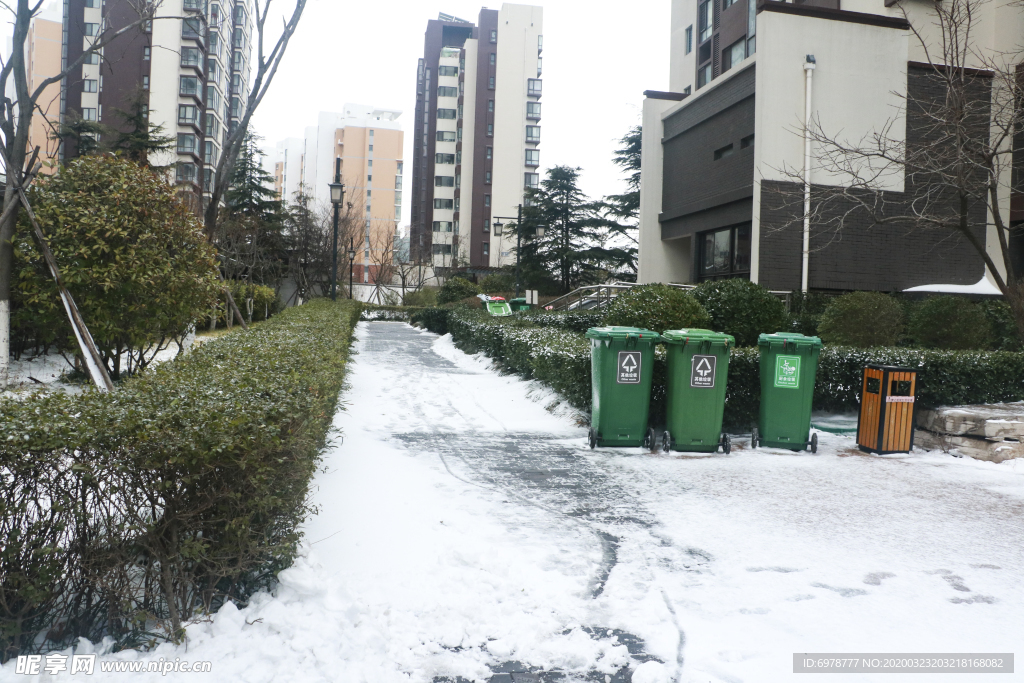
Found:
857,364 -> 918,454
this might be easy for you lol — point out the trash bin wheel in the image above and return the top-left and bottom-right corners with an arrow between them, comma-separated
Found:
662,430 -> 672,454
643,427 -> 656,451
588,429 -> 597,450
751,427 -> 759,449
810,432 -> 818,454
722,433 -> 732,454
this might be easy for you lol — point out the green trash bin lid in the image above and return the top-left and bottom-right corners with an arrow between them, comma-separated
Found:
585,326 -> 660,341
758,332 -> 822,348
509,298 -> 527,304
661,329 -> 735,346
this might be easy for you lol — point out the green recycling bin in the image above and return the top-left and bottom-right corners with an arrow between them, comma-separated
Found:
485,300 -> 512,316
585,326 -> 661,448
509,297 -> 530,311
754,332 -> 823,452
662,329 -> 736,453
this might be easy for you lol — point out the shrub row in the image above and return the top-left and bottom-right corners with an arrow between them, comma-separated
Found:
361,305 -> 427,322
0,299 -> 361,661
415,307 -> 1024,429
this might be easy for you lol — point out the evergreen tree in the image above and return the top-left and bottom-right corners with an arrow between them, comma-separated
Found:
591,124 -> 641,279
111,91 -> 174,168
52,114 -> 106,156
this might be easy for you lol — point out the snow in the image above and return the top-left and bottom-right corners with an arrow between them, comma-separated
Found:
4,321 -> 1023,682
902,276 -> 1003,295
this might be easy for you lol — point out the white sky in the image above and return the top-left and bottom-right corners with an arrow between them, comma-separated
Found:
250,0 -> 671,228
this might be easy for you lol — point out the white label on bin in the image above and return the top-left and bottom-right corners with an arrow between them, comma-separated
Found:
886,396 -> 915,403
691,355 -> 717,388
775,355 -> 801,389
617,351 -> 641,384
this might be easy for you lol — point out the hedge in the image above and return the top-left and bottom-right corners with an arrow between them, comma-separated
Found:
1,299 -> 361,661
361,305 -> 427,322
414,307 -> 1024,430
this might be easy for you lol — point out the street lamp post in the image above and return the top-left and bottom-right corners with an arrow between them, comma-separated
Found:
328,158 -> 345,301
348,239 -> 356,300
492,203 -> 544,299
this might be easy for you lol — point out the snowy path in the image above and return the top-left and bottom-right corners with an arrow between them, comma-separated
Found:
8,321 -> 1022,683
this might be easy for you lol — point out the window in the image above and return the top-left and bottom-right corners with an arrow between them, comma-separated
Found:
436,130 -> 456,142
723,39 -> 745,72
697,64 -> 712,89
83,79 -> 98,93
438,86 -> 458,97
177,133 -> 197,154
488,99 -> 494,112
488,76 -> 495,89
741,133 -> 755,149
455,174 -> 461,188
142,47 -> 150,61
232,50 -> 242,70
458,127 -> 463,141
84,0 -> 98,6
747,0 -> 757,55
367,174 -> 372,181
181,47 -> 200,67
527,102 -> 541,120
698,224 -> 751,281
176,163 -> 197,183
527,79 -> 542,96
82,107 -> 97,121
208,59 -> 219,78
437,108 -> 457,119
205,114 -> 219,137
485,172 -> 491,184
698,1 -> 712,42
487,124 -> 493,136
434,198 -> 453,210
231,96 -> 241,118
685,26 -> 693,54
484,219 -> 490,232
207,86 -> 221,109
180,76 -> 199,95
233,27 -> 244,48
538,35 -> 543,51
458,104 -> 463,118
432,221 -> 453,232
395,175 -> 403,189
713,143 -> 734,160
454,197 -> 459,211
178,104 -> 199,125
490,29 -> 497,43
232,74 -> 242,90
432,244 -> 453,255
484,194 -> 491,207
438,66 -> 459,76
724,0 -> 737,8
525,149 -> 540,167
142,75 -> 150,90
435,153 -> 455,164
525,172 -> 540,189
526,125 -> 540,142
483,243 -> 489,257
209,33 -> 219,50
435,176 -> 455,187
182,18 -> 203,39
455,151 -> 462,164
489,53 -> 496,65
84,23 -> 99,37
204,141 -> 217,165
143,20 -> 152,32
486,147 -> 493,160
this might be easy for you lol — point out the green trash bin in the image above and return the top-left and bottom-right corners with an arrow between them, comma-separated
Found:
662,329 -> 736,454
585,326 -> 661,448
754,332 -> 823,452
509,297 -> 530,312
485,300 -> 512,316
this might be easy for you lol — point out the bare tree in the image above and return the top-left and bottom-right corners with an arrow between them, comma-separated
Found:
366,224 -> 399,304
767,0 -> 1024,334
284,185 -> 362,301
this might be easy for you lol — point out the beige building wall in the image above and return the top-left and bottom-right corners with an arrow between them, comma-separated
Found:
26,15 -> 63,171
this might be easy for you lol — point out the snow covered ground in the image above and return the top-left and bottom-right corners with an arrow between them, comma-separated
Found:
4,321 -> 1023,682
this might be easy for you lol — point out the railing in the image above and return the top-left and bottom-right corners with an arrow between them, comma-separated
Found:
544,281 -> 792,312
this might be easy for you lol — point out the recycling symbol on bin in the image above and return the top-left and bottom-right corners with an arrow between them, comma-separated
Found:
617,351 -> 641,384
691,354 -> 717,388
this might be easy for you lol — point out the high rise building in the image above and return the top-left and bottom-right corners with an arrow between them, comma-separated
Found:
61,0 -> 254,201
24,1 -> 63,171
271,106 -> 404,284
410,5 -> 543,272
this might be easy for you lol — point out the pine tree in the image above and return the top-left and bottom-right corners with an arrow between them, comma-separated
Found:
111,91 -> 174,168
52,114 -> 106,156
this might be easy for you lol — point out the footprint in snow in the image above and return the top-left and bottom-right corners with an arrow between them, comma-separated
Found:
747,566 -> 800,573
863,572 -> 895,585
811,582 -> 868,597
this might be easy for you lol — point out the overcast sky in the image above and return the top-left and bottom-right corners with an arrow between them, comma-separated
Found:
250,0 -> 671,228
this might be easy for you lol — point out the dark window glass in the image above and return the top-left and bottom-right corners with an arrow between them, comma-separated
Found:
698,224 -> 751,281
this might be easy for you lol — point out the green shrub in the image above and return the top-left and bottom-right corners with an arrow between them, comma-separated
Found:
908,296 -> 991,350
410,307 -> 454,335
789,291 -> 832,337
361,305 -> 427,322
479,271 -> 516,294
692,279 -> 789,347
513,309 -> 604,334
817,291 -> 904,347
603,284 -> 711,334
437,277 -> 480,304
980,300 -> 1020,351
403,287 -> 438,307
0,300 -> 361,658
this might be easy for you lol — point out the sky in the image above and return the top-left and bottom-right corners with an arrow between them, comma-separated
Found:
249,0 -> 671,229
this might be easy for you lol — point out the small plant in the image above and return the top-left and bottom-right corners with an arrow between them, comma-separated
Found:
437,277 -> 480,305
479,271 -> 515,294
692,279 -> 789,346
403,287 -> 438,307
908,296 -> 991,350
817,291 -> 904,347
603,283 -> 711,333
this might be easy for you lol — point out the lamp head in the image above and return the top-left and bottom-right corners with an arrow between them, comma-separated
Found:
329,181 -> 345,204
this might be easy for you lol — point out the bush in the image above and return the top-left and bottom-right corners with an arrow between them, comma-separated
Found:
603,284 -> 711,333
0,299 -> 361,659
402,287 -> 438,307
12,154 -> 220,377
410,307 -> 455,335
817,291 -> 905,347
692,279 -> 789,347
437,277 -> 480,305
789,291 -> 832,337
479,271 -> 516,294
361,305 -> 426,322
513,309 -> 605,334
908,296 -> 991,350
980,300 -> 1020,351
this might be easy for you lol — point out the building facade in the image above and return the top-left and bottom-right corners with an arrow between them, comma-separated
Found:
410,5 -> 543,272
61,0 -> 253,202
24,1 -> 64,171
270,106 -> 405,284
639,0 -> 1024,293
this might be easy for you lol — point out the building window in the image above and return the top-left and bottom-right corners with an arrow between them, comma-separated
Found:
181,47 -> 201,67
176,163 -> 197,183
697,64 -> 712,89
367,175 -> 372,181
177,133 -> 197,154
538,35 -> 543,51
438,66 -> 459,76
485,172 -> 491,184
458,127 -> 463,141
179,76 -> 199,96
741,133 -> 755,148
489,52 -> 496,65
432,244 -> 453,255
454,197 -> 459,211
182,17 -> 203,39
84,0 -> 98,6
685,26 -> 693,54
484,219 -> 490,232
490,29 -> 497,43
85,52 -> 101,65
525,172 -> 540,189
527,102 -> 541,120
435,176 -> 455,187
84,22 -> 99,37
483,242 -> 489,257
205,114 -> 219,137
526,125 -> 540,143
713,143 -> 734,160
436,130 -> 456,142
438,86 -> 458,97
537,57 -> 543,77
143,47 -> 150,61
487,124 -> 493,136
206,86 -> 221,109
698,224 -> 751,281
723,39 -> 745,72
486,146 -> 493,159
83,79 -> 98,93
435,153 -> 455,164
488,76 -> 495,89
525,149 -> 540,167
748,0 -> 757,55
437,108 -> 457,119
82,107 -> 97,121
178,104 -> 199,124
527,79 -> 542,96
204,141 -> 217,165
724,0 -> 737,8
698,1 -> 712,42
488,99 -> 494,112
142,75 -> 150,90
484,194 -> 491,207
432,221 -> 453,232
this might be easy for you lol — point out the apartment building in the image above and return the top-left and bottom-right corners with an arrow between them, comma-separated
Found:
410,5 -> 543,272
61,0 -> 253,201
23,1 -> 64,170
638,0 -> 1024,292
271,106 -> 405,284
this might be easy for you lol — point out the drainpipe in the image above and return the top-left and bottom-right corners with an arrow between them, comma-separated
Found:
802,54 -> 816,293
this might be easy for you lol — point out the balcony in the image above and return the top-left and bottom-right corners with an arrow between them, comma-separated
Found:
527,78 -> 542,98
525,126 -> 541,144
183,0 -> 206,11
